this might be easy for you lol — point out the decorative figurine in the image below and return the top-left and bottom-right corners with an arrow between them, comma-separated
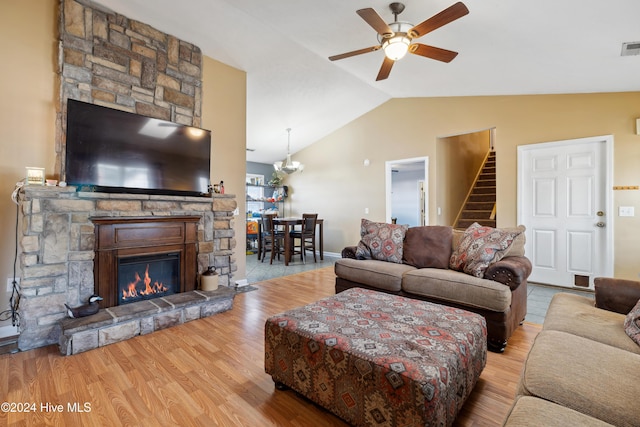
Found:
64,295 -> 103,318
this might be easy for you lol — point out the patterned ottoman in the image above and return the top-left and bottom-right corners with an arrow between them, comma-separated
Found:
264,287 -> 487,427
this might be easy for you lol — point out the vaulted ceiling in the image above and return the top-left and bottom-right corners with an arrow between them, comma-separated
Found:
94,0 -> 640,163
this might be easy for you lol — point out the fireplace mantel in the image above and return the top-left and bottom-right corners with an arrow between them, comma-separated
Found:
17,186 -> 237,351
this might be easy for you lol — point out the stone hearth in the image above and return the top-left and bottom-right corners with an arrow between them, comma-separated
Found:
60,287 -> 235,355
17,186 -> 237,352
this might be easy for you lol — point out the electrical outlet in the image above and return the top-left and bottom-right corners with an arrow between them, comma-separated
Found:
619,206 -> 635,217
6,278 -> 19,293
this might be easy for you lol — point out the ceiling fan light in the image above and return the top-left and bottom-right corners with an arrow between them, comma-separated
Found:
273,161 -> 283,171
383,35 -> 410,60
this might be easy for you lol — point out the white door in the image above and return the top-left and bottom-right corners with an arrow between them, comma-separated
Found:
517,136 -> 613,289
419,180 -> 426,226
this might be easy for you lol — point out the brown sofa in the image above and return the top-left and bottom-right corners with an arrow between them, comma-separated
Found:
334,224 -> 532,352
503,277 -> 640,426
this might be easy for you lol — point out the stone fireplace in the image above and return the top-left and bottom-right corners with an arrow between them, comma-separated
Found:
11,1 -> 241,355
17,186 -> 237,353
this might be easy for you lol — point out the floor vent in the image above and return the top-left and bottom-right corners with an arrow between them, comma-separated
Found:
621,41 -> 640,56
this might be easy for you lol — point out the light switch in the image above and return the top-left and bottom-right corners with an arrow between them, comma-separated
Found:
619,206 -> 635,217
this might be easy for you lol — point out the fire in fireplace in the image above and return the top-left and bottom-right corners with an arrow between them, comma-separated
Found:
117,252 -> 180,305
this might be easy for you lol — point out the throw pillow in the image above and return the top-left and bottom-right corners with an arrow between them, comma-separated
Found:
355,218 -> 409,264
501,225 -> 527,257
452,229 -> 465,252
624,299 -> 640,346
453,226 -> 527,257
403,226 -> 453,269
449,222 -> 525,278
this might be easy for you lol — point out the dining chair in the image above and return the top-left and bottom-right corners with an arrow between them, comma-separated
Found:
289,213 -> 318,264
260,214 -> 285,264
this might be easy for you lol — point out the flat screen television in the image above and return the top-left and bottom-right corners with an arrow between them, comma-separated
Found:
65,99 -> 211,197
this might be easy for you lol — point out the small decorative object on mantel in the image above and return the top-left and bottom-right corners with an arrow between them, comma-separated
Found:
213,181 -> 225,194
64,295 -> 103,318
200,266 -> 218,291
25,167 -> 45,185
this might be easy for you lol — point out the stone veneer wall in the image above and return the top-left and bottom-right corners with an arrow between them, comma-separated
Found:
17,186 -> 237,351
57,0 -> 203,176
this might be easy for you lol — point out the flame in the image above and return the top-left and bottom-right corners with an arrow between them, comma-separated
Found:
122,264 -> 169,301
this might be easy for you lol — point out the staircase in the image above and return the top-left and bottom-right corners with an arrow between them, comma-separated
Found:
455,151 -> 496,229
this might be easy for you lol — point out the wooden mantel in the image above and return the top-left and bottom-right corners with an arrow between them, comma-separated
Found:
92,216 -> 200,308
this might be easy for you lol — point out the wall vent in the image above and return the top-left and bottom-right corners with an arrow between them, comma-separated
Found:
621,41 -> 640,56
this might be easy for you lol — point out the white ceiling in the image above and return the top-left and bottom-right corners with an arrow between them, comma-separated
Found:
94,0 -> 640,164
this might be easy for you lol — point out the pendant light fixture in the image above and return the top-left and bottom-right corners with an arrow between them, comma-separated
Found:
273,128 -> 302,174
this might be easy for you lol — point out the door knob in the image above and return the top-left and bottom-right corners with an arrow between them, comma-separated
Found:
596,221 -> 606,228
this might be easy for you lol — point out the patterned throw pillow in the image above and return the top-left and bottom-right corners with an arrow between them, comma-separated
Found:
355,218 -> 409,264
624,299 -> 640,346
449,222 -> 524,278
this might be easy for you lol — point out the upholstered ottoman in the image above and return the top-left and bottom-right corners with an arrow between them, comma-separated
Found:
264,287 -> 487,426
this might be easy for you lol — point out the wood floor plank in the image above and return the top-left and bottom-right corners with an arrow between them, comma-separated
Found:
0,266 -> 540,426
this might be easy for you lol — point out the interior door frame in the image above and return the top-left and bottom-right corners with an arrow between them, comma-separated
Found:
385,156 -> 429,225
517,135 -> 614,285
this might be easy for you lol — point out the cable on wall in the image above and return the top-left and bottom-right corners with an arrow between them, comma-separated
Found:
1,185 -> 22,326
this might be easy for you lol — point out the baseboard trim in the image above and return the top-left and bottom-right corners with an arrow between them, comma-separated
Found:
320,251 -> 340,258
0,324 -> 18,339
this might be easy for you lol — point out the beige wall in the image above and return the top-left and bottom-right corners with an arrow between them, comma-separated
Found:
0,1 -> 57,333
0,1 -> 248,333
201,57 -> 247,283
287,93 -> 640,280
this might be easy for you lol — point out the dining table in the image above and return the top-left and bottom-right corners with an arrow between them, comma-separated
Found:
257,217 -> 324,266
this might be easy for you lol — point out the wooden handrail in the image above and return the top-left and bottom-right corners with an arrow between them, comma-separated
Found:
453,149 -> 495,229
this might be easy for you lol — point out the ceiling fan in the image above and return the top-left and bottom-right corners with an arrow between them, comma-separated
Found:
329,2 -> 469,81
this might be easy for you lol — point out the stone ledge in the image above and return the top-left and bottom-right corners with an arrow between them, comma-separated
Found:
59,287 -> 235,355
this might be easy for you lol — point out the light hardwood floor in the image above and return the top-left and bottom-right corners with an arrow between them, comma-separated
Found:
0,267 -> 540,426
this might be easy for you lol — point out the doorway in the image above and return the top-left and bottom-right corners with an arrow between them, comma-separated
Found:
385,157 -> 428,226
436,128 -> 493,226
517,135 -> 614,289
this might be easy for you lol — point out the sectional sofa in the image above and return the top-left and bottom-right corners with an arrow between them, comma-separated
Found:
503,277 -> 640,426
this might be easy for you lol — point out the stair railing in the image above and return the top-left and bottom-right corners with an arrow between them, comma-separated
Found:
453,149 -> 495,229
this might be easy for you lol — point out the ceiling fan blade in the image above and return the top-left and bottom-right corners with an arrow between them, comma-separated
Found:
376,57 -> 394,81
329,45 -> 380,61
356,8 -> 394,37
410,44 -> 459,63
408,2 -> 469,38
